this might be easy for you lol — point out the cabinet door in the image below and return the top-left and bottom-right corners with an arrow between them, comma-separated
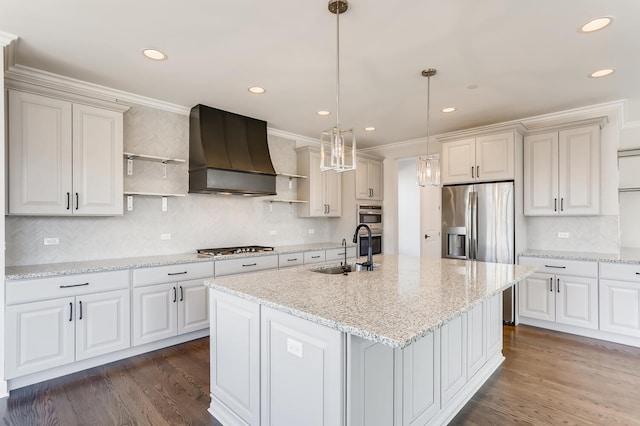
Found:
475,132 -> 514,182
440,313 -> 467,406
402,329 -> 440,426
8,90 -> 73,215
132,283 -> 178,346
442,138 -> 475,184
210,291 -> 260,426
5,297 -> 75,379
524,132 -> 559,215
368,160 -> 383,201
261,307 -> 344,426
558,126 -> 600,215
76,289 -> 131,361
324,168 -> 342,216
555,276 -> 598,329
72,104 -> 123,215
178,279 -> 210,334
518,272 -> 556,321
355,157 -> 371,199
599,279 -> 640,338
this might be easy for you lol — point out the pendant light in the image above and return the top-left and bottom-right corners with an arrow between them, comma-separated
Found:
320,0 -> 356,172
417,68 -> 440,186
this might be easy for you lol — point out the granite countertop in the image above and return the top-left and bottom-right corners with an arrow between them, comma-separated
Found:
205,254 -> 536,349
5,242 -> 355,280
520,248 -> 640,264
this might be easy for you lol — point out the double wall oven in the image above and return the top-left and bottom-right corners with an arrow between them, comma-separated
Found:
356,204 -> 382,256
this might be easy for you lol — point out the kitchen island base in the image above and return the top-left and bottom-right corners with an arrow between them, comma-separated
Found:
209,290 -> 504,426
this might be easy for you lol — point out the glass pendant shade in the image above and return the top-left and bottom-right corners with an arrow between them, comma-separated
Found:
320,126 -> 356,172
417,154 -> 440,186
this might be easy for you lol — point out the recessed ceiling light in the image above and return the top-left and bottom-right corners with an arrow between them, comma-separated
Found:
317,110 -> 331,116
364,127 -> 376,131
442,107 -> 456,113
142,48 -> 167,61
580,16 -> 614,33
248,86 -> 266,94
589,68 -> 615,78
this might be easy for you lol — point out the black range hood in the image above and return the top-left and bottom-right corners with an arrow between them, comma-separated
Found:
189,104 -> 277,196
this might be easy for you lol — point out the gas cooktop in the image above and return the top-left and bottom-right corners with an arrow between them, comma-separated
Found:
197,245 -> 275,256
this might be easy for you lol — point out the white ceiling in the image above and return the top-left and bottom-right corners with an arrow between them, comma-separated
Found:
1,0 -> 639,148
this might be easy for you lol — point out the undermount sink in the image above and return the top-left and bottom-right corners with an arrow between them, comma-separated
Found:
311,264 -> 352,274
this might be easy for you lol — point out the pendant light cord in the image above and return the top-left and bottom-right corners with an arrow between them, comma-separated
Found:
426,73 -> 431,155
335,7 -> 341,128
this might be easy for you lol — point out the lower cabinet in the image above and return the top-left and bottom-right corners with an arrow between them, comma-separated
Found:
441,313 -> 467,406
599,261 -> 640,338
133,278 -> 209,346
5,289 -> 130,379
519,257 -> 599,330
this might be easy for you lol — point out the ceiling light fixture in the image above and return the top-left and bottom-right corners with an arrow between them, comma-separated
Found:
442,107 -> 456,113
589,68 -> 615,78
320,0 -> 356,173
248,86 -> 266,94
580,16 -> 614,33
317,110 -> 331,116
142,48 -> 167,61
364,127 -> 376,131
417,68 -> 440,187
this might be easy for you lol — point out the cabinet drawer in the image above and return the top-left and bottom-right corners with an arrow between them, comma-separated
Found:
279,252 -> 304,268
6,270 -> 130,305
304,250 -> 326,264
132,261 -> 214,287
215,255 -> 278,277
600,262 -> 640,282
519,256 -> 598,277
325,246 -> 357,262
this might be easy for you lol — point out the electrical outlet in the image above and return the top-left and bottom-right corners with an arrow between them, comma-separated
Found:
286,338 -> 303,358
308,229 -> 315,234
269,230 -> 277,235
160,233 -> 171,240
44,237 -> 59,246
558,232 -> 570,239
161,197 -> 168,212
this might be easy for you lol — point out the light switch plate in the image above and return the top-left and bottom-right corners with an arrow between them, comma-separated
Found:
558,232 -> 570,239
44,237 -> 59,246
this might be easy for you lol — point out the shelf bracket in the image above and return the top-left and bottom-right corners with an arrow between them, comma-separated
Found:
126,195 -> 133,211
161,196 -> 168,212
288,177 -> 293,190
269,201 -> 273,213
127,158 -> 134,176
162,162 -> 168,179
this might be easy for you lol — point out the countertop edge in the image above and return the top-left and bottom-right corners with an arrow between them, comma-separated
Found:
519,249 -> 640,264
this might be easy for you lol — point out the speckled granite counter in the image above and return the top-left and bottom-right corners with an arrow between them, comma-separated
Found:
205,255 -> 535,349
520,248 -> 640,264
5,242 -> 356,280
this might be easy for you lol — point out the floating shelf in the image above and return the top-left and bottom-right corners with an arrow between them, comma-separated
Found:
265,198 -> 307,213
124,152 -> 186,164
277,173 -> 308,179
124,192 -> 185,212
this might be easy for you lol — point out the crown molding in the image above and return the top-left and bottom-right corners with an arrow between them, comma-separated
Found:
521,100 -> 624,131
5,64 -> 190,115
436,123 -> 526,142
267,127 -> 320,147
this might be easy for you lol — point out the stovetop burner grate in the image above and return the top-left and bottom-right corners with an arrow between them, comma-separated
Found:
197,245 -> 275,256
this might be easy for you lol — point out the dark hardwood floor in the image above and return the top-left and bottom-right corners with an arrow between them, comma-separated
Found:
1,325 -> 640,425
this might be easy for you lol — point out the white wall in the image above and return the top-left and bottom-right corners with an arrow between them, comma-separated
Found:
397,158 -> 420,256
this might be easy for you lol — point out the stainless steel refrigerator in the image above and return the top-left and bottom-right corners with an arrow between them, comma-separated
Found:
441,181 -> 516,324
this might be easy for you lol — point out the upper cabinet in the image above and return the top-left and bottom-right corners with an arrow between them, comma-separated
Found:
296,147 -> 342,217
8,89 -> 129,216
524,125 -> 600,216
441,132 -> 515,184
355,157 -> 383,200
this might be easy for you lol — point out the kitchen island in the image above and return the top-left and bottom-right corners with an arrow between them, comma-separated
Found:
205,255 -> 535,426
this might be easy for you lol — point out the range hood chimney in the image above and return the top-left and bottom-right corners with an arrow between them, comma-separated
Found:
189,104 -> 277,196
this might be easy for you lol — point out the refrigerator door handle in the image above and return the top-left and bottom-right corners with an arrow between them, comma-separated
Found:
466,191 -> 472,259
472,191 -> 478,260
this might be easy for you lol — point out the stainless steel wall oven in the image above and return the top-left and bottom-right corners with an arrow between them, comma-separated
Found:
356,204 -> 382,256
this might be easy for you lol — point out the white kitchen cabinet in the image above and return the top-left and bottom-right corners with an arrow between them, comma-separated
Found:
356,157 -> 383,200
325,246 -> 357,262
261,306 -> 344,426
296,146 -> 342,217
441,132 -> 515,184
209,290 -> 261,426
599,263 -> 640,338
440,312 -> 467,406
524,125 -> 600,216
278,252 -> 304,268
467,302 -> 487,380
519,257 -> 599,329
8,89 -> 127,216
132,262 -> 213,346
303,250 -> 326,264
5,288 -> 130,379
214,255 -> 278,277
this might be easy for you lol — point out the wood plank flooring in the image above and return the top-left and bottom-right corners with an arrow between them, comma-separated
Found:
1,325 -> 639,425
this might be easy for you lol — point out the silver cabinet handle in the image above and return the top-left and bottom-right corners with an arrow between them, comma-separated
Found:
60,282 -> 89,289
476,165 -> 479,179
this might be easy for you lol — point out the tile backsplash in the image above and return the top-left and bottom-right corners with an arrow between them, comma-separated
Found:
5,104 -> 338,266
526,215 -> 619,253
